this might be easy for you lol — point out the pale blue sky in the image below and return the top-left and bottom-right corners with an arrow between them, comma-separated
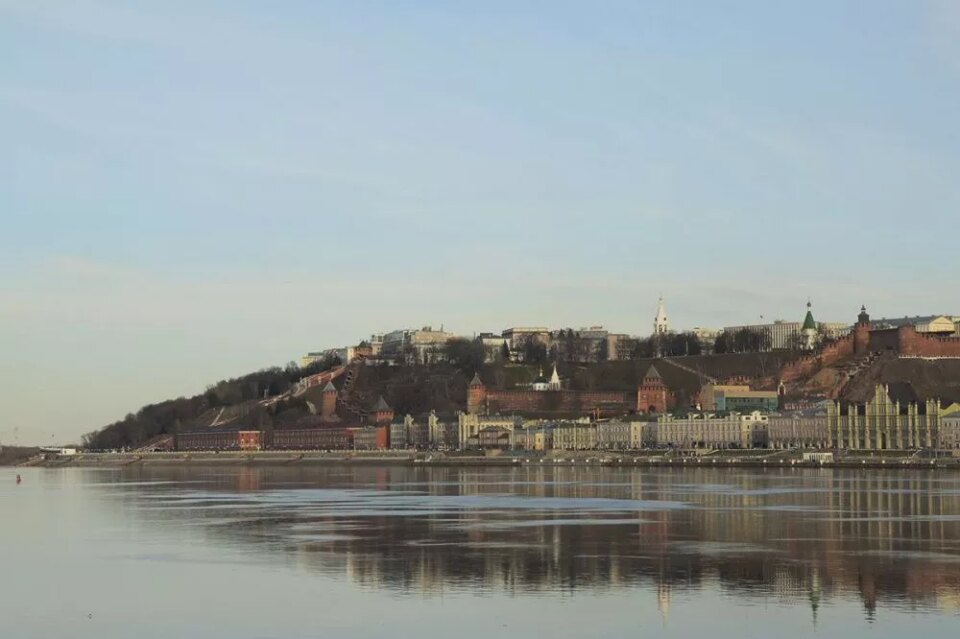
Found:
2,1 -> 960,443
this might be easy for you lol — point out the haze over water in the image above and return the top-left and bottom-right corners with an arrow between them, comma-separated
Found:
3,466 -> 960,638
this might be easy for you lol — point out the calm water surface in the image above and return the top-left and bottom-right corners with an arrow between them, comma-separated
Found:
3,465 -> 960,638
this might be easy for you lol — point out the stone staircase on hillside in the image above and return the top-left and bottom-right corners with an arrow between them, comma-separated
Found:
337,356 -> 370,422
831,352 -> 887,398
661,358 -> 718,385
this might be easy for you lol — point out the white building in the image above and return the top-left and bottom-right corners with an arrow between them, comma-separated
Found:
478,333 -> 509,362
531,364 -> 562,391
382,326 -> 455,363
654,297 -> 669,335
870,315 -> 958,335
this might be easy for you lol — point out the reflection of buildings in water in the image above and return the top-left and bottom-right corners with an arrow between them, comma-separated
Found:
123,466 -> 960,617
657,579 -> 671,626
236,466 -> 262,491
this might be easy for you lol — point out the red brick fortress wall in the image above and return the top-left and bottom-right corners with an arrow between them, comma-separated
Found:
483,390 -> 634,415
897,326 -> 960,357
779,333 -> 856,383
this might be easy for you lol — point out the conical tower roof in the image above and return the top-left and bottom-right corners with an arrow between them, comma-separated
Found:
644,364 -> 662,380
372,395 -> 391,411
322,380 -> 337,392
469,372 -> 483,386
802,301 -> 817,331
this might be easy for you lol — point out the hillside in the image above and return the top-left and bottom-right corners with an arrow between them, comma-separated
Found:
82,349 -> 813,450
83,356 -> 342,450
88,345 -> 960,452
840,357 -> 960,404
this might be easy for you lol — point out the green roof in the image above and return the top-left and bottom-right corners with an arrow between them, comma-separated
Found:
802,309 -> 817,331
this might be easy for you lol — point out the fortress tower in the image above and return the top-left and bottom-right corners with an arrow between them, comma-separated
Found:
467,372 -> 487,414
370,396 -> 394,425
637,365 -> 670,413
321,380 -> 338,419
854,305 -> 871,355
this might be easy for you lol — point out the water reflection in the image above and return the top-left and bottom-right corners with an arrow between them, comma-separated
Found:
101,466 -> 960,621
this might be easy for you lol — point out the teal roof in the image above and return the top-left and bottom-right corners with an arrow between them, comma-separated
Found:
802,306 -> 817,331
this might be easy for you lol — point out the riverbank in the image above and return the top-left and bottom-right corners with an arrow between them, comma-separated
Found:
29,449 -> 960,470
0,446 -> 40,466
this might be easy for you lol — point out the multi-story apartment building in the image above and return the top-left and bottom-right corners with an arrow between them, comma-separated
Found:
828,384 -> 942,450
766,414 -> 830,449
941,411 -> 960,450
630,420 -> 656,449
553,422 -> 598,450
596,420 -> 632,449
390,413 -> 426,449
382,326 -> 455,363
722,317 -> 849,351
477,333 -> 509,362
389,418 -> 408,449
477,426 -> 512,450
654,411 -> 768,449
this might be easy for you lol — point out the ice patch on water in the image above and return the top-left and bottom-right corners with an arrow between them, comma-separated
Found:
671,541 -> 776,555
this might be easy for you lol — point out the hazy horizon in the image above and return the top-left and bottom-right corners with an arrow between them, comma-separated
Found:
3,1 -> 960,444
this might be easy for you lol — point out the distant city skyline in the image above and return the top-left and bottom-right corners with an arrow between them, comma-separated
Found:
3,1 -> 960,443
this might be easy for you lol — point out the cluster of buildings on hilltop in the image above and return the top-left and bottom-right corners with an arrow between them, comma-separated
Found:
302,299 -> 960,369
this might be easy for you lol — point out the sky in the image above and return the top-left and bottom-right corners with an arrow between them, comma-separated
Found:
2,1 -> 960,444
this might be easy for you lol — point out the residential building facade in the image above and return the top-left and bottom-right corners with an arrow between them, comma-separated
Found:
828,384 -> 941,450
553,423 -> 598,450
654,412 -> 768,449
766,414 -> 830,449
596,420 -> 632,450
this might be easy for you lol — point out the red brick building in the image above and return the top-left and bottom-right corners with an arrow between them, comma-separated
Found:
467,366 -> 677,417
270,427 -> 353,450
177,429 -> 262,451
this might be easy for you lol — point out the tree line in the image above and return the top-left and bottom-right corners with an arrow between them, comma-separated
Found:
82,355 -> 342,450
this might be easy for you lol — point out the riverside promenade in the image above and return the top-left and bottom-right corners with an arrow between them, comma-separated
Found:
26,449 -> 960,470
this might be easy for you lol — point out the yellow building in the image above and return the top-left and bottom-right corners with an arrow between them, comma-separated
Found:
655,411 -> 767,449
458,413 -> 517,449
552,423 -> 597,450
828,384 -> 941,450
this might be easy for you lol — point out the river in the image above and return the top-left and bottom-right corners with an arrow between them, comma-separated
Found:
3,465 -> 960,638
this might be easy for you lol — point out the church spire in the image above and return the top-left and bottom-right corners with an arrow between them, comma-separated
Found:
654,296 -> 669,335
549,362 -> 561,390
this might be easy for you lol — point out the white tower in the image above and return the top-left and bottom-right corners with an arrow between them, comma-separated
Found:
548,363 -> 561,390
654,296 -> 669,335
